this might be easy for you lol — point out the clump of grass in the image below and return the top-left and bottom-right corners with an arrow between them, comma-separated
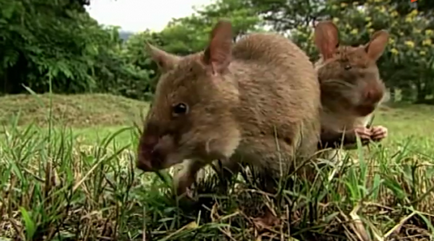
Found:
0,122 -> 144,240
1,92 -> 434,240
187,140 -> 434,240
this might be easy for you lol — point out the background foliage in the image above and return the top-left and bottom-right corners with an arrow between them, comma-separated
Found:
1,0 -> 433,103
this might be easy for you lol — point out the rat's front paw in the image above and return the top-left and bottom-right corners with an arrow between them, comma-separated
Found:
370,125 -> 388,142
354,126 -> 372,141
173,171 -> 195,200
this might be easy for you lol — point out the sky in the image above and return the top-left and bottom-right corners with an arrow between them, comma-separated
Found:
85,0 -> 213,32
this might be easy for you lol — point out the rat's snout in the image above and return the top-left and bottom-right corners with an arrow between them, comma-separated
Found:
137,132 -> 165,172
363,78 -> 385,103
364,85 -> 384,104
353,80 -> 385,116
136,121 -> 183,171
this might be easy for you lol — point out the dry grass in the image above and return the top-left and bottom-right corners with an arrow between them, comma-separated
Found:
0,94 -> 433,240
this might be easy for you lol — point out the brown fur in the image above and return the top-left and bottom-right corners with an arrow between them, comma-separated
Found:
314,21 -> 389,151
137,20 -> 322,195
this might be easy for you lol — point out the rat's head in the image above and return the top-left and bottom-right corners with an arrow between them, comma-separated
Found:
313,20 -> 389,115
137,20 -> 241,172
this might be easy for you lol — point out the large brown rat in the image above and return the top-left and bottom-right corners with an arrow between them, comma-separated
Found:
137,20 -> 323,196
314,20 -> 389,158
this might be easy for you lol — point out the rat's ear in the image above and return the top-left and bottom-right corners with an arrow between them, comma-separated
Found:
314,21 -> 340,60
365,30 -> 389,62
145,42 -> 181,73
202,20 -> 233,75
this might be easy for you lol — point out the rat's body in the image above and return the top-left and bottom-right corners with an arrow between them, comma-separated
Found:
137,20 -> 321,195
227,33 -> 322,169
314,21 -> 389,160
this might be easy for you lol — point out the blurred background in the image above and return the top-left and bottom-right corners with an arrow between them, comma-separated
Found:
1,0 -> 433,103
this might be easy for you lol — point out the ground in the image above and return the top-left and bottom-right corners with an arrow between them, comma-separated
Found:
0,94 -> 433,240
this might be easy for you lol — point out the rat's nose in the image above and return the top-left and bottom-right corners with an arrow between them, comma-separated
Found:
137,147 -> 166,172
363,80 -> 384,104
137,131 -> 167,172
137,120 -> 169,172
137,142 -> 154,171
136,156 -> 152,171
136,127 -> 156,167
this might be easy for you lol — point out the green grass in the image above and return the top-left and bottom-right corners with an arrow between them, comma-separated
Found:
1,94 -> 434,240
0,93 -> 148,127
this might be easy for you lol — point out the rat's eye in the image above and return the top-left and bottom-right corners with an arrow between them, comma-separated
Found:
172,103 -> 188,115
344,64 -> 352,70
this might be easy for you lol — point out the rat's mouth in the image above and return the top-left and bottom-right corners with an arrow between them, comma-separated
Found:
136,145 -> 184,172
354,103 -> 377,117
136,154 -> 162,172
136,158 -> 154,172
136,141 -> 166,172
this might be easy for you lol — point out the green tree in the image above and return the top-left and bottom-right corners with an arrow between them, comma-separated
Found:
121,0 -> 265,98
246,0 -> 327,31
158,0 -> 265,55
0,0 -> 97,93
122,30 -> 164,99
0,0 -> 152,100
